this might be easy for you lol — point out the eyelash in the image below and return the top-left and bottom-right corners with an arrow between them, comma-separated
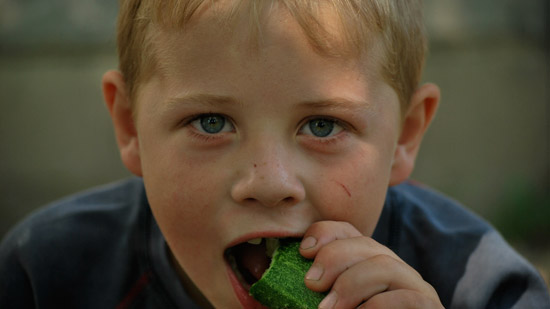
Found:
307,132 -> 347,145
299,117 -> 348,137
188,130 -> 224,143
181,114 -> 351,145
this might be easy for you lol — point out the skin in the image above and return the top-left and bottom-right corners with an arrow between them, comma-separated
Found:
102,2 -> 442,308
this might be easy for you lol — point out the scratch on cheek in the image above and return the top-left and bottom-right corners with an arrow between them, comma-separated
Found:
335,181 -> 352,198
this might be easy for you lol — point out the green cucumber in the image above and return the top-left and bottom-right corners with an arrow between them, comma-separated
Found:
249,239 -> 326,308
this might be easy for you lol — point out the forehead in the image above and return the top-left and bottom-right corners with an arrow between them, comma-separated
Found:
149,5 -> 386,99
147,0 -> 383,80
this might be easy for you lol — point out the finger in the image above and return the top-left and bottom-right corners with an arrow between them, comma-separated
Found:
304,237 -> 404,292
320,255 -> 438,309
300,221 -> 362,259
358,289 -> 444,309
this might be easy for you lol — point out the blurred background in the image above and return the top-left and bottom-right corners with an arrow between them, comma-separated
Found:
1,0 -> 548,284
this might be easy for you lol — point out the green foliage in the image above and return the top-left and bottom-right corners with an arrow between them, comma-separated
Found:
492,181 -> 550,247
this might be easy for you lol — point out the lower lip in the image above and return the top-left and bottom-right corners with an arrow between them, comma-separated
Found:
226,262 -> 267,309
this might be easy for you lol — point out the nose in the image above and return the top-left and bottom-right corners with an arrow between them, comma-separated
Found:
231,143 -> 305,208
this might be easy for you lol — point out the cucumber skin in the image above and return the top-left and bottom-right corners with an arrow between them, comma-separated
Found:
249,240 -> 326,309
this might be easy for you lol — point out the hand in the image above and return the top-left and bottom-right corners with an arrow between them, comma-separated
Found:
300,221 -> 443,309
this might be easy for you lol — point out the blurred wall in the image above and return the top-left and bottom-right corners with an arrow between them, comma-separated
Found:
1,1 -> 549,250
0,0 -> 126,237
418,0 -> 549,218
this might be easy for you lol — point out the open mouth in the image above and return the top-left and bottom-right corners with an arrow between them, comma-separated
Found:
225,238 -> 281,291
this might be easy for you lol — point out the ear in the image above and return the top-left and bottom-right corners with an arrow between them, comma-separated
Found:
389,83 -> 440,186
102,70 -> 143,177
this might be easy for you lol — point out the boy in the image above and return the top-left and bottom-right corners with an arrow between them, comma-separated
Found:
1,0 -> 549,308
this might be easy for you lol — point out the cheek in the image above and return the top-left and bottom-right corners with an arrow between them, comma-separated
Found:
142,148 -> 226,250
143,157 -> 231,293
137,119 -> 234,242
311,149 -> 391,235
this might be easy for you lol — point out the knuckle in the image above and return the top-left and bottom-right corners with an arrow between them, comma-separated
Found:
315,240 -> 343,262
303,221 -> 321,235
404,290 -> 440,308
360,236 -> 379,248
339,221 -> 363,237
326,264 -> 366,305
305,221 -> 332,237
362,290 -> 439,309
339,220 -> 355,231
361,297 -> 385,309
369,253 -> 398,269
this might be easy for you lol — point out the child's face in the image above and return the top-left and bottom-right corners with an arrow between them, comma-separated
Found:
132,5 -> 402,308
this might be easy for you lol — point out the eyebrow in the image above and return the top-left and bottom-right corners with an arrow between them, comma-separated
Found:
164,94 -> 371,113
297,98 -> 372,113
165,94 -> 242,109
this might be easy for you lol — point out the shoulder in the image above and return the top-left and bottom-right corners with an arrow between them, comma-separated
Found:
384,181 -> 550,308
385,180 -> 491,256
0,177 -> 154,307
1,177 -> 147,251
386,181 -> 492,245
451,230 -> 550,308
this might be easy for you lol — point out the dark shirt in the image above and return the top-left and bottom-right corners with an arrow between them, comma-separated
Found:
1,178 -> 548,308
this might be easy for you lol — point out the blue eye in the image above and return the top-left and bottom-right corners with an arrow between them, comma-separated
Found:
191,114 -> 233,134
201,115 -> 225,133
309,119 -> 334,137
301,118 -> 343,137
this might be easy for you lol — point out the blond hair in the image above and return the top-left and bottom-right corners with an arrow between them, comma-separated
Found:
117,0 -> 426,110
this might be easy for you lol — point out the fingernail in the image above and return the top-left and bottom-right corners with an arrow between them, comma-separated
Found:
319,291 -> 338,309
305,264 -> 324,281
301,236 -> 317,249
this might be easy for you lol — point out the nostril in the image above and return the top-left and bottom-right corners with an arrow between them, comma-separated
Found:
231,166 -> 305,207
282,197 -> 295,204
242,197 -> 295,207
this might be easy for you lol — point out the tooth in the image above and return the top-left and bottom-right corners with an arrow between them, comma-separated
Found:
247,238 -> 262,245
266,238 -> 280,257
